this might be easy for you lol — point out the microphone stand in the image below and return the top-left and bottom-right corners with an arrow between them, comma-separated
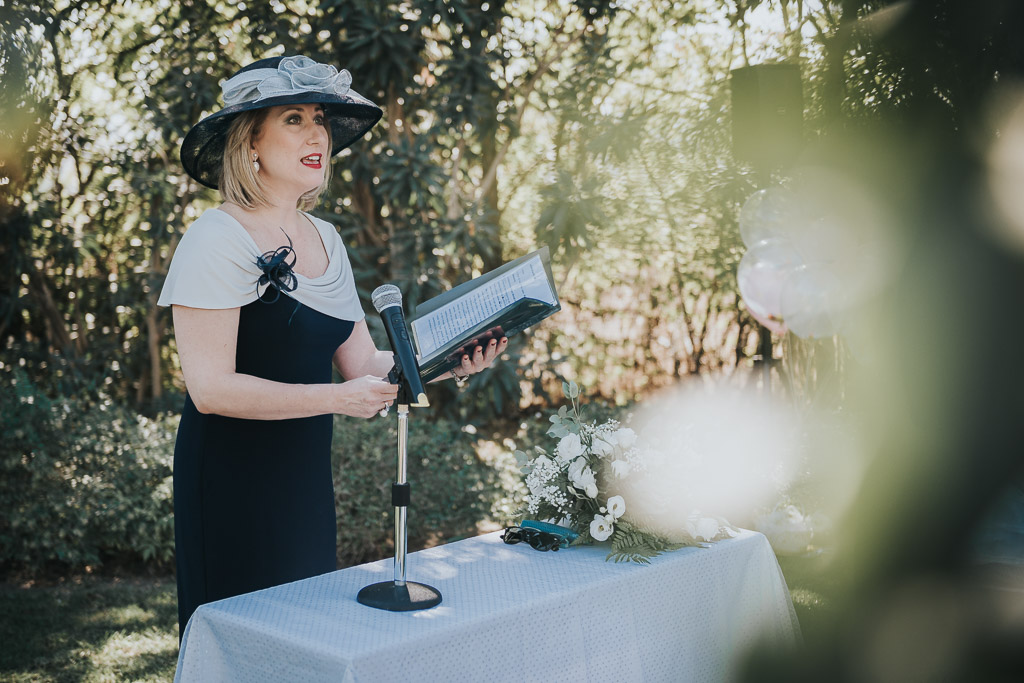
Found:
356,368 -> 442,612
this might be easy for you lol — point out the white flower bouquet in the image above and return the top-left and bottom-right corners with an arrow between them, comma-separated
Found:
515,381 -> 730,563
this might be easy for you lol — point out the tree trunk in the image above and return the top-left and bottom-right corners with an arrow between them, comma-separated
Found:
383,82 -> 415,286
478,102 -> 502,271
26,264 -> 74,353
145,294 -> 162,401
823,0 -> 855,122
734,300 -> 749,367
144,190 -> 165,403
351,180 -> 381,246
691,289 -> 715,374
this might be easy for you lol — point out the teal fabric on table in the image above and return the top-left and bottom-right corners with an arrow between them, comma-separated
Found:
521,519 -> 579,544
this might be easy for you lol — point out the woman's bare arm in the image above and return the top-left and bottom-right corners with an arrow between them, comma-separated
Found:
332,320 -> 401,379
174,305 -> 397,419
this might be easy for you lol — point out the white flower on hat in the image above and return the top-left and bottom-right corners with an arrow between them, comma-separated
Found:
280,56 -> 352,93
590,514 -> 615,542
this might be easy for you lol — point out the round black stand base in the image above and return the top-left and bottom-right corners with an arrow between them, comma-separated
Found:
357,581 -> 442,612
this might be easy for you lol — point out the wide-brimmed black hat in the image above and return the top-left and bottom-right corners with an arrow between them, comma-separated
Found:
180,55 -> 383,189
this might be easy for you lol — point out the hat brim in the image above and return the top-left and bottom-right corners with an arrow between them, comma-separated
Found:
180,91 -> 382,190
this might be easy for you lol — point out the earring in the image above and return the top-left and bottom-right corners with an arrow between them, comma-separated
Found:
252,153 -> 260,172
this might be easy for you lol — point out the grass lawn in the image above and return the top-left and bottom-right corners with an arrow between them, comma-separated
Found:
0,577 -> 178,683
776,552 -> 837,647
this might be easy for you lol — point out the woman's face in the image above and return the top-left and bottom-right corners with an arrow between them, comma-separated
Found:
251,103 -> 329,197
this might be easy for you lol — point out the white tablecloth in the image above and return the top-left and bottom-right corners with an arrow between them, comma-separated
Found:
175,529 -> 799,683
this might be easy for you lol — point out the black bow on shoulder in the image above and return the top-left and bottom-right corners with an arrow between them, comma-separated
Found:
255,231 -> 298,304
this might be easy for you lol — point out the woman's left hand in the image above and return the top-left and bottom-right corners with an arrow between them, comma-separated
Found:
455,336 -> 508,380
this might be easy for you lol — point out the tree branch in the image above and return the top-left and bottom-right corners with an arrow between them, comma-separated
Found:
475,20 -> 589,204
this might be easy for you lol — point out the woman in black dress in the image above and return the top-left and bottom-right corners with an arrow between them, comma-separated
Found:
159,56 -> 507,637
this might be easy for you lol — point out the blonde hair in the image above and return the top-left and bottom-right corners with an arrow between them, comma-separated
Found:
220,108 -> 334,211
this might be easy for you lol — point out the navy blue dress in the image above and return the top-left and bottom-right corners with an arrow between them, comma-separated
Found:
173,293 -> 354,635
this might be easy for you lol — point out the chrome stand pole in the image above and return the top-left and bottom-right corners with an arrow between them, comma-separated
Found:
394,405 -> 409,586
356,402 -> 440,611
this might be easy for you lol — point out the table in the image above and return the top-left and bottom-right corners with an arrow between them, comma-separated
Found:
175,529 -> 799,682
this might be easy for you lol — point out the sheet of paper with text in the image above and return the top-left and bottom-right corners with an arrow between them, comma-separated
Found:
412,254 -> 556,359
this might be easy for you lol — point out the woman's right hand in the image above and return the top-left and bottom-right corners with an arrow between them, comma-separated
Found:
337,375 -> 400,419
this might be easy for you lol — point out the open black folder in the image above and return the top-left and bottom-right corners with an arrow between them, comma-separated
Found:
409,247 -> 561,383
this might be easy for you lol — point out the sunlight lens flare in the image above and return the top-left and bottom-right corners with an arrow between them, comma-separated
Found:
986,86 -> 1024,256
610,383 -> 803,536
737,167 -> 901,341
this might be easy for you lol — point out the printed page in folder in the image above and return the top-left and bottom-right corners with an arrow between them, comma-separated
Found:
408,247 -> 561,382
411,251 -> 556,360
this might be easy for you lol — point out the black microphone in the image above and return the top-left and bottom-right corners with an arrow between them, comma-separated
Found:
371,284 -> 429,408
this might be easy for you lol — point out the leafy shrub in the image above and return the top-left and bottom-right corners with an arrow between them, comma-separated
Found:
0,368 -> 177,577
329,396 -> 629,568
0,365 -> 529,577
332,412 -> 522,567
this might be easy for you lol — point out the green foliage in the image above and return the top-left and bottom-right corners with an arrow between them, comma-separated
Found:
545,380 -> 582,438
442,341 -> 525,420
1,0 -> 556,419
0,365 -> 524,578
0,368 -> 177,576
1,0 -> 819,420
606,520 -> 692,565
497,1 -> 768,401
535,170 -> 608,259
3,0 -> 959,579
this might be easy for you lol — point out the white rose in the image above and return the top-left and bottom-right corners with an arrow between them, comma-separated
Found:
610,459 -> 631,478
590,514 -> 614,542
567,456 -> 587,481
591,435 -> 614,457
613,428 -> 637,448
555,433 -> 585,464
606,495 -> 626,519
695,517 -> 719,542
687,513 -> 720,542
568,458 -> 598,499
